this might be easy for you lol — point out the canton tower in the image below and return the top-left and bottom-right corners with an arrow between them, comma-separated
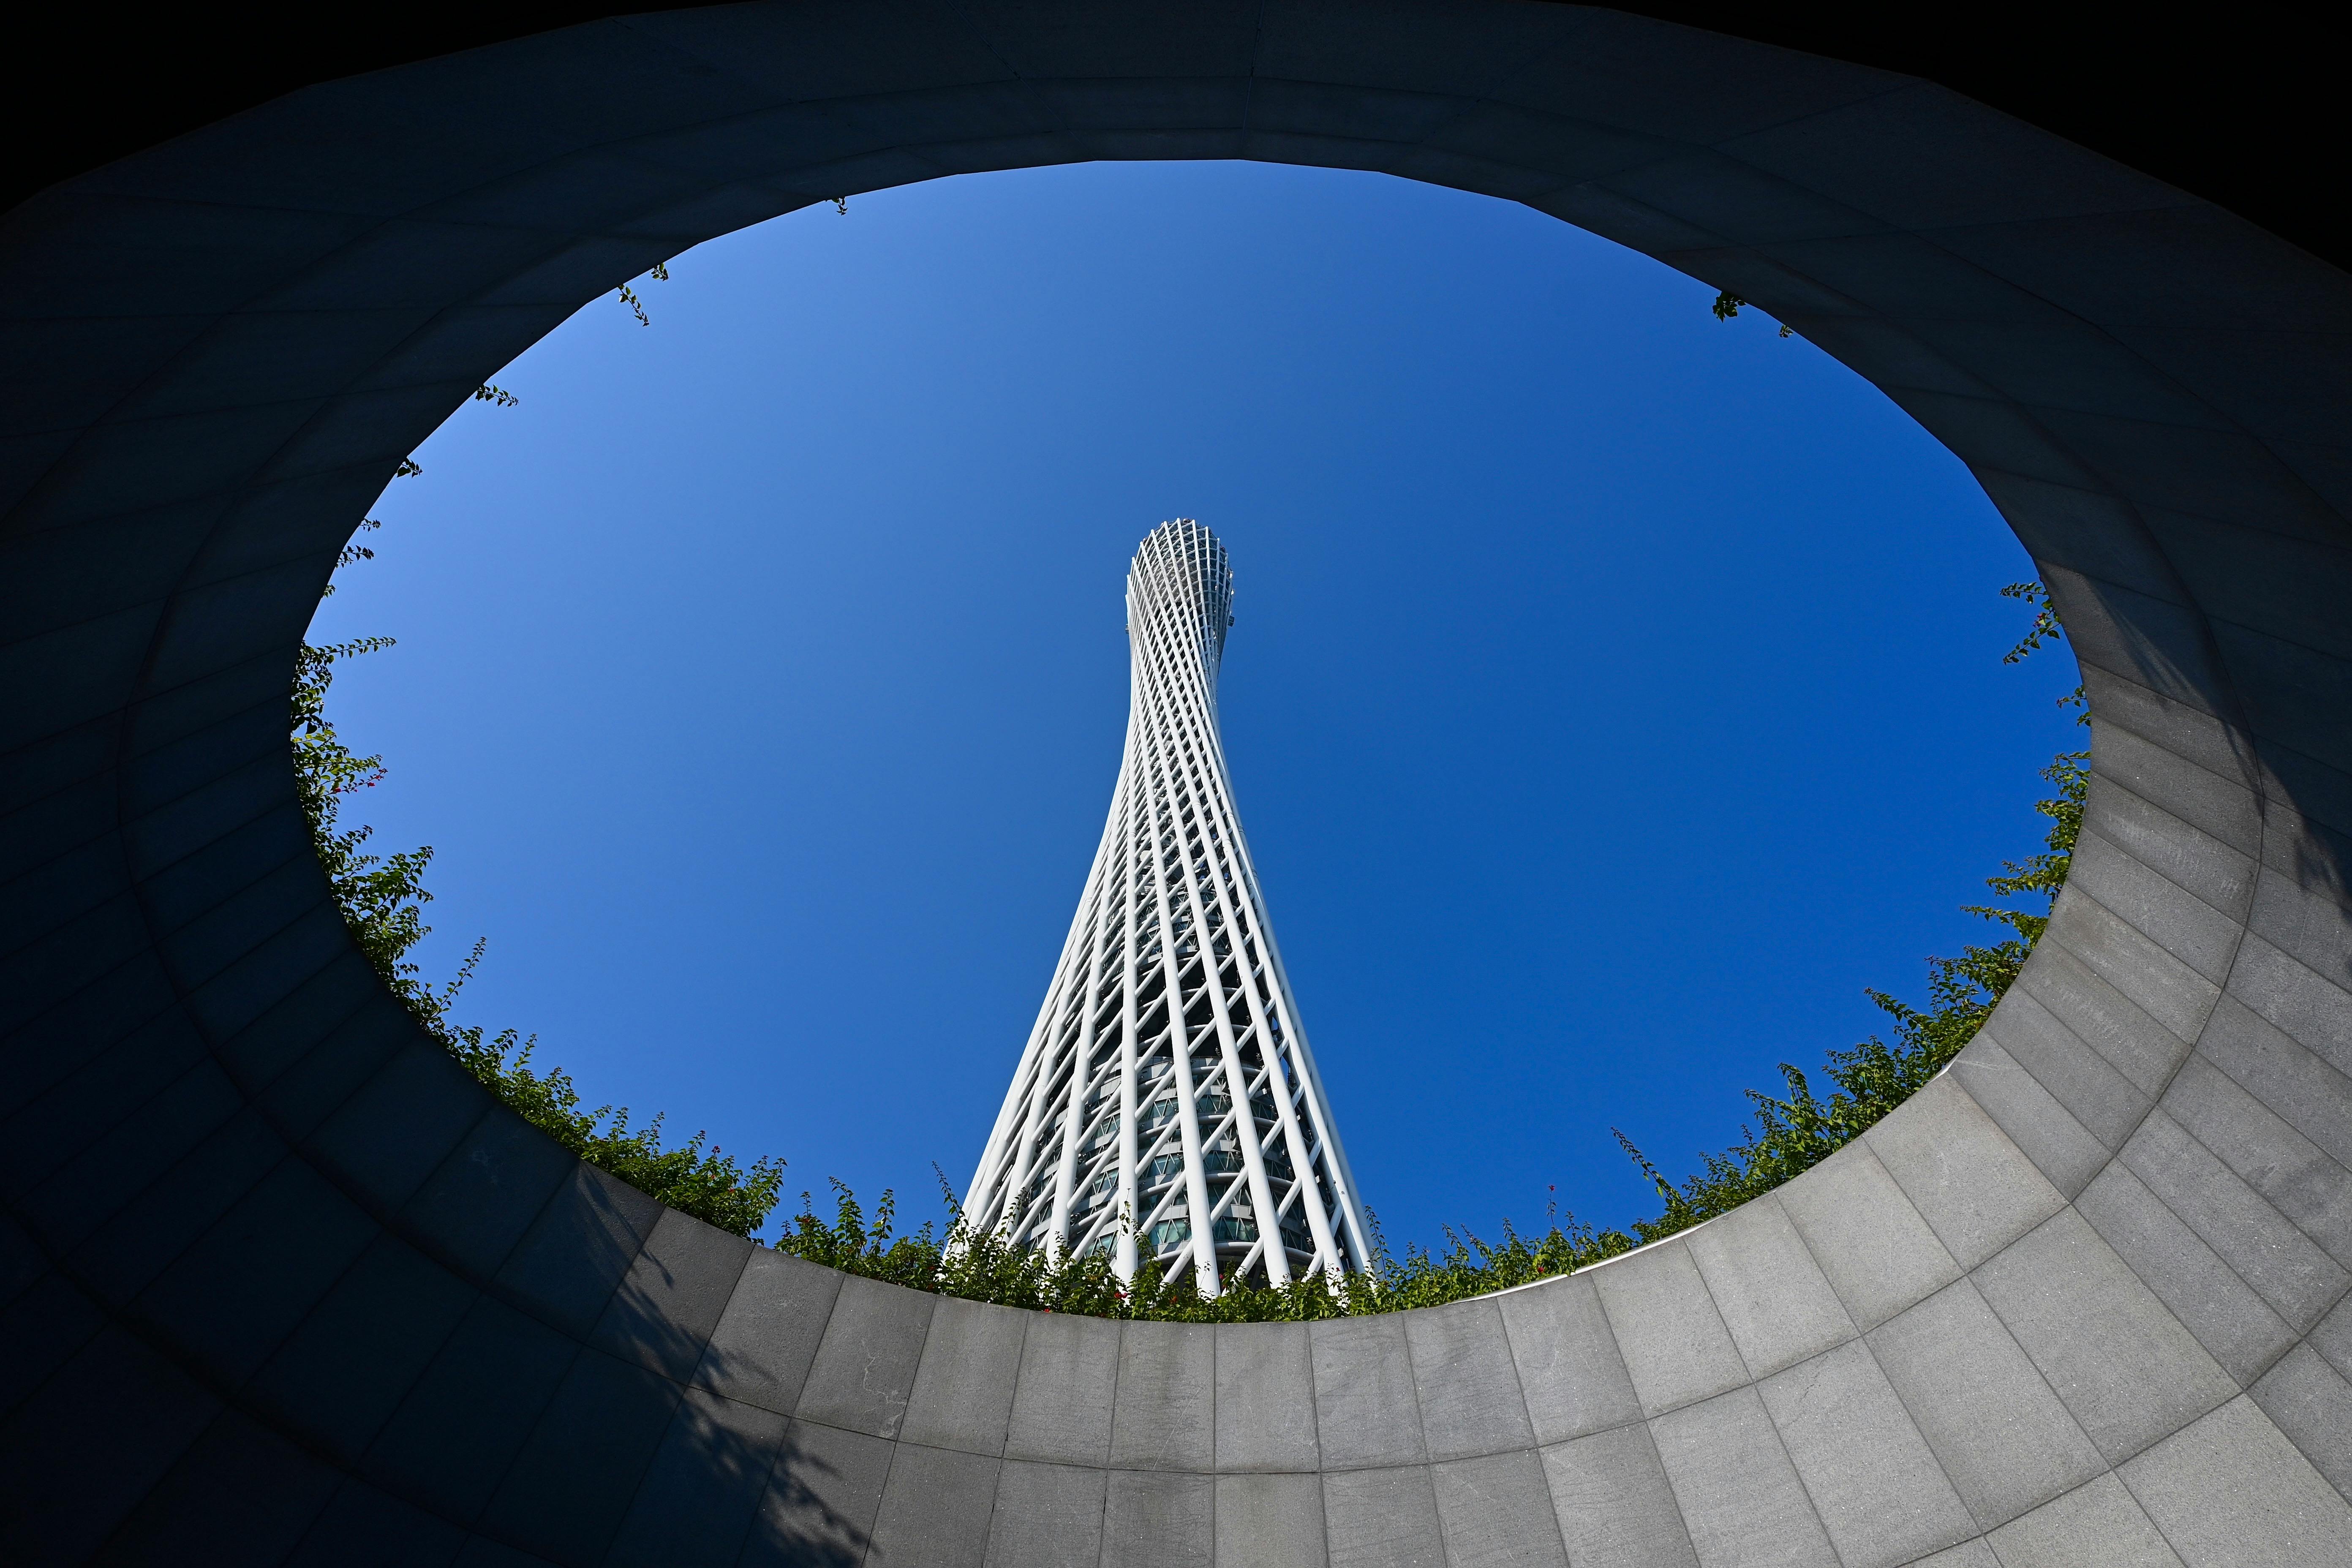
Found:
964,520 -> 1370,1296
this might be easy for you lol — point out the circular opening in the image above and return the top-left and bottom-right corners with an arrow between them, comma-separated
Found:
308,160 -> 2083,1253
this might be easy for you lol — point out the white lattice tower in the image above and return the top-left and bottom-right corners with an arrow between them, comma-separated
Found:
964,520 -> 1371,1297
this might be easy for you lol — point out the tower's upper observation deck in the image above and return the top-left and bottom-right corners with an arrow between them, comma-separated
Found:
1130,517 -> 1235,667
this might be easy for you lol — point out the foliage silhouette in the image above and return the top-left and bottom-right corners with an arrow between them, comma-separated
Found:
295,445 -> 786,1236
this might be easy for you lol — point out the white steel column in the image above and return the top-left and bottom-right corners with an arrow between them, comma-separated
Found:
964,520 -> 1369,1295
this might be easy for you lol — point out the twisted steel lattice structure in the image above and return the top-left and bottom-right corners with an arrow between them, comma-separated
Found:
965,522 -> 1369,1295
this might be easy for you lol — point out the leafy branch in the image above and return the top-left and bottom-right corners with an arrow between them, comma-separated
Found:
1712,288 -> 1794,337
2001,579 -> 2063,663
294,392 -> 788,1237
615,260 -> 671,326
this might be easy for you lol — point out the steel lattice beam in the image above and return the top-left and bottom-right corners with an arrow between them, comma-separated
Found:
964,522 -> 1368,1295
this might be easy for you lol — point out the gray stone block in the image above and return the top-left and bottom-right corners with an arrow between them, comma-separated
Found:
2079,658 -> 2220,762
1006,1309 -> 1120,1465
1102,1470 -> 1214,1568
1947,1039 -> 2113,1198
1865,1075 -> 2067,1270
864,1443 -> 999,1568
2213,624 -> 2352,796
360,1297 -> 580,1521
0,965 -> 188,1132
281,1477 -> 468,1568
2067,828 -> 2244,983
2083,775 -> 2257,915
50,1094 -> 277,1305
795,1274 -> 934,1440
2319,1293 -> 2352,1384
1902,1542 -> 2000,1568
1973,985 -> 2152,1151
1537,1424 -> 1698,1568
397,1107 -> 576,1279
247,1233 -> 477,1461
1757,1341 -> 1974,1568
1311,1314 -> 1427,1467
2227,932 -> 2352,1078
1429,1450 -> 1567,1568
2046,895 -> 2221,1049
696,1247 -> 842,1417
239,1004 -> 406,1160
87,1408 -> 341,1568
301,1040 -> 491,1213
2,1015 -> 199,1190
742,1418 -> 893,1568
591,1207 -> 752,1383
1685,1195 -> 1856,1380
2200,993 -> 2352,1176
1323,1464 -> 1446,1568
983,1459 -> 1106,1568
128,1154 -> 379,1386
2161,1052 -> 2352,1267
1779,1141 -> 1961,1331
1650,1386 -> 1838,1568
2251,1343 -> 2352,1503
1436,101 -> 1666,189
2122,1108 -> 2349,1331
2118,1396 -> 2352,1568
2075,1162 -> 2297,1384
1248,79 -> 1458,150
2016,937 -> 2194,1098
2077,699 -> 2259,854
158,849 -> 338,996
1111,1320 -> 1214,1471
1983,1473 -> 2183,1568
0,912 -> 175,1072
2042,451 -> 2276,585
1591,1241 -> 1748,1417
0,903 -> 145,1066
901,1295 -> 1026,1456
1497,1275 -> 1642,1445
2255,798 -> 2352,885
1405,1297 -> 1535,1461
199,945 -> 401,1119
604,1387 -> 786,1568
0,1272 -> 104,1425
1217,1322 -> 1319,1472
1867,1280 -> 2104,1527
1975,1209 -> 2235,1461
490,1162 -> 662,1341
0,1325 -> 222,1565
452,1531 -> 561,1567
2248,844 -> 2352,981
1217,1473 -> 1328,1568
477,1347 -> 685,1566
114,728 -> 287,882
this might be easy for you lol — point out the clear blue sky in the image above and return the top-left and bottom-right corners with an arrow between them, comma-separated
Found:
313,161 -> 2081,1251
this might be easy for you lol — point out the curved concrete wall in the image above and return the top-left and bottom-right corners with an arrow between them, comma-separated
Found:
3,4 -> 2349,1564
